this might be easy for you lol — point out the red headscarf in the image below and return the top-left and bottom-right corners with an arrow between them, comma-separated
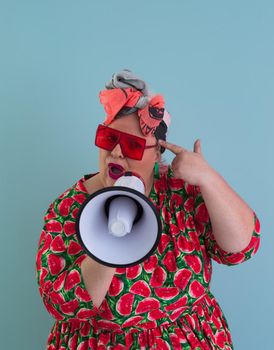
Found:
99,87 -> 166,136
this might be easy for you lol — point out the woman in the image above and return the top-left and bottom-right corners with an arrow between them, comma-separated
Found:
36,69 -> 261,349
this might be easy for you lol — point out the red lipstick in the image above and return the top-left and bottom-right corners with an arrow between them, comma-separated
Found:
108,163 -> 125,180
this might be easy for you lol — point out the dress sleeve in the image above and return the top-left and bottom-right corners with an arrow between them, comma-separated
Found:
35,202 -> 99,321
193,185 -> 261,266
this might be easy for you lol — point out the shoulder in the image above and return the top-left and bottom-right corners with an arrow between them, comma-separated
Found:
156,163 -> 197,197
43,175 -> 89,221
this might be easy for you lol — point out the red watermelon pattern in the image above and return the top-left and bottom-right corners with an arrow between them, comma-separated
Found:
36,164 -> 261,349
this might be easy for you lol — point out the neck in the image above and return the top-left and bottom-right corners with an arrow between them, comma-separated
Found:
144,171 -> 155,197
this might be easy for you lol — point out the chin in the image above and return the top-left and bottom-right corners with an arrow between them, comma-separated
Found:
104,171 -> 116,187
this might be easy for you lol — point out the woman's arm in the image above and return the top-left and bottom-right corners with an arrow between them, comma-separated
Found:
199,169 -> 255,253
81,256 -> 116,308
158,138 -> 259,255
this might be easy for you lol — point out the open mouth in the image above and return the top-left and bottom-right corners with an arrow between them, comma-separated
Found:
108,163 -> 125,180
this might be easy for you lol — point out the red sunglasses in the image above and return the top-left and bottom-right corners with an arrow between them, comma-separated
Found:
95,124 -> 158,160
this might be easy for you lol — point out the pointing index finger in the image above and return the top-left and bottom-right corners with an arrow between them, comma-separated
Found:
158,140 -> 185,155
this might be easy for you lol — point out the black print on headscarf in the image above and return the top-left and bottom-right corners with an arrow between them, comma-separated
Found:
141,124 -> 157,135
149,106 -> 165,121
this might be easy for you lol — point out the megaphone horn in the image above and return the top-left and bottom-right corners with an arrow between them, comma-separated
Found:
76,172 -> 162,268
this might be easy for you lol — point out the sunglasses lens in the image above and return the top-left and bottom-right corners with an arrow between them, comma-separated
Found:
122,136 -> 145,160
95,125 -> 118,151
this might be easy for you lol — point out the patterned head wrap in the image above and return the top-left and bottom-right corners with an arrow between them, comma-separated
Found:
99,69 -> 171,152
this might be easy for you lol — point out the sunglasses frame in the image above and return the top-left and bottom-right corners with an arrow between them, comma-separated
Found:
95,124 -> 158,160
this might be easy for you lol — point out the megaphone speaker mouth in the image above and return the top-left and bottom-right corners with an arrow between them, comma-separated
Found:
76,186 -> 162,268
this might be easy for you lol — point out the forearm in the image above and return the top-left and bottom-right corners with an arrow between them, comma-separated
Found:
199,169 -> 255,253
81,256 -> 116,308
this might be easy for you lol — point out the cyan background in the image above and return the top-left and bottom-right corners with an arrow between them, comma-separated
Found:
1,0 -> 273,349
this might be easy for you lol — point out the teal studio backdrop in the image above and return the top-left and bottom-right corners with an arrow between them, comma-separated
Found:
0,0 -> 273,349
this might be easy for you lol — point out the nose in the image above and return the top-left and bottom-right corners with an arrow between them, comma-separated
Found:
110,142 -> 124,159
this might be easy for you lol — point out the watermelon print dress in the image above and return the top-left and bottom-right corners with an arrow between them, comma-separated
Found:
35,164 -> 261,350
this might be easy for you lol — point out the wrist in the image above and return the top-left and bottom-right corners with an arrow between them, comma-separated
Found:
198,166 -> 221,190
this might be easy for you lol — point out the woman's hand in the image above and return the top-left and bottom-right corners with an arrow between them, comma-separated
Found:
158,139 -> 215,187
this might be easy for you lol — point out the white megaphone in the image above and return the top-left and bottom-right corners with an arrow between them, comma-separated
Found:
76,172 -> 162,268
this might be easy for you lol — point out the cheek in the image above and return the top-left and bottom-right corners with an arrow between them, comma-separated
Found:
99,150 -> 107,169
130,153 -> 156,173
144,149 -> 158,164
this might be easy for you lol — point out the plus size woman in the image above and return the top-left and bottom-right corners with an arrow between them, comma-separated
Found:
36,69 -> 261,349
